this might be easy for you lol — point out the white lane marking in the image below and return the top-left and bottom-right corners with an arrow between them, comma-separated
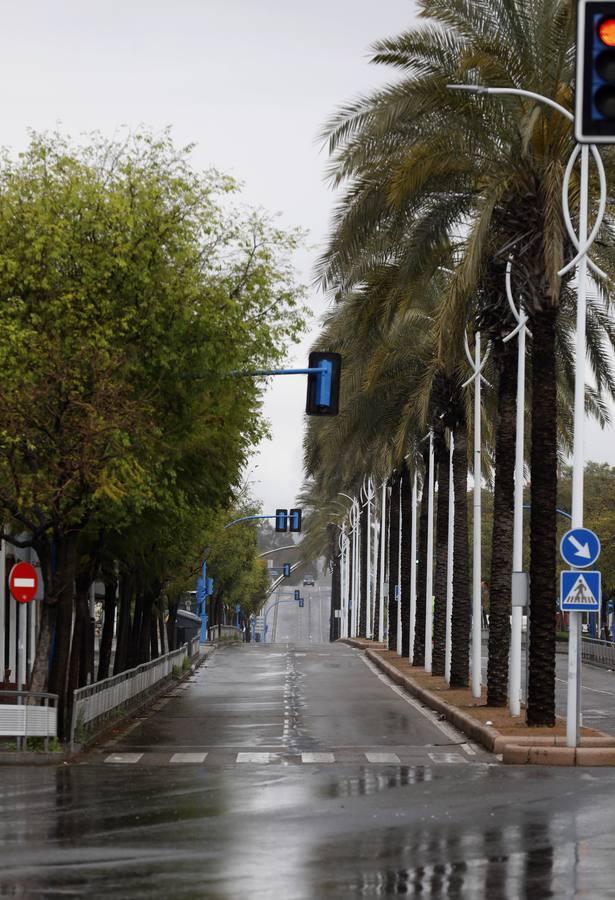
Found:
104,753 -> 143,764
428,752 -> 467,764
556,676 -> 615,697
170,752 -> 208,764
302,752 -> 335,763
461,743 -> 477,756
365,751 -> 401,764
236,752 -> 273,763
359,656 -> 476,753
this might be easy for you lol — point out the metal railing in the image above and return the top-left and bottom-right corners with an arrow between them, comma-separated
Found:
581,637 -> 615,669
0,691 -> 58,749
210,624 -> 243,641
70,636 -> 200,746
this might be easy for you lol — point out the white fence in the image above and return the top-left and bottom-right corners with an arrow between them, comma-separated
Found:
0,691 -> 58,747
210,624 -> 243,641
70,636 -> 200,746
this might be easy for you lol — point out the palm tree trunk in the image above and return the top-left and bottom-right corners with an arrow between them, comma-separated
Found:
413,450 -> 430,666
432,430 -> 449,676
486,341 -> 518,706
527,308 -> 557,726
450,414 -> 471,688
387,474 -> 400,651
400,462 -> 412,657
358,503 -> 368,637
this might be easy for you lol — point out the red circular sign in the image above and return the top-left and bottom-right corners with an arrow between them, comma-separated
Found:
9,561 -> 39,603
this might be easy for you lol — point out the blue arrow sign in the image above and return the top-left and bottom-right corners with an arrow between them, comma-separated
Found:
560,570 -> 601,611
560,528 -> 601,568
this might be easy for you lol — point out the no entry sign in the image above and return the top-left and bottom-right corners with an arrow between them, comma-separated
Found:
9,561 -> 39,603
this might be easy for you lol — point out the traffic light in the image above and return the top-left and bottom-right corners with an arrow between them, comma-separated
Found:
275,508 -> 288,532
306,352 -> 341,415
289,508 -> 302,533
283,563 -> 291,577
299,598 -> 304,608
576,1 -> 615,142
294,589 -> 300,601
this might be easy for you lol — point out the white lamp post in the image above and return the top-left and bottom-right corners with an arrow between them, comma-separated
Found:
463,331 -> 490,698
502,258 -> 531,716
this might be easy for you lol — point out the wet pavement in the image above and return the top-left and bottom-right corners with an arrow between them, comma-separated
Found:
2,587 -> 615,898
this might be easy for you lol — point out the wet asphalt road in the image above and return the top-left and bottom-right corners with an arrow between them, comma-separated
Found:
3,587 -> 615,898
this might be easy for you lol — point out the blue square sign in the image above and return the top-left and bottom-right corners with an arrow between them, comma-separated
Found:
560,570 -> 601,611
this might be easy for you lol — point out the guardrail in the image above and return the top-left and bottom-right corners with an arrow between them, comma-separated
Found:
0,691 -> 58,749
210,624 -> 243,641
70,636 -> 200,747
581,637 -> 615,669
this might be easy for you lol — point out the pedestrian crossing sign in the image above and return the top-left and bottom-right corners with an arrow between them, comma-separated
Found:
560,570 -> 601,611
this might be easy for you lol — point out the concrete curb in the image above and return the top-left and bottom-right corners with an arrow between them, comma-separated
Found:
343,640 -> 615,767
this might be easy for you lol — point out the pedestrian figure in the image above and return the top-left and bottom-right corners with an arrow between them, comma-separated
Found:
481,580 -> 490,629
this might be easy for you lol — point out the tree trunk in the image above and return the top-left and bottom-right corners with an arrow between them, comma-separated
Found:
486,342 -> 518,706
387,474 -> 400,651
450,416 -> 471,688
114,574 -> 133,675
358,503 -> 368,637
400,463 -> 412,657
150,613 -> 159,659
46,533 -> 78,740
432,431 -> 450,676
28,540 -> 53,694
527,308 -> 557,726
130,587 -> 144,667
98,578 -> 117,681
159,609 -> 168,654
413,450 -> 430,667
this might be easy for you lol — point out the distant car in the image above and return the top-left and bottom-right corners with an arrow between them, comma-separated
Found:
303,575 -> 315,586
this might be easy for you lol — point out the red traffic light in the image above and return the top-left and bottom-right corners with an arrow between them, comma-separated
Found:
598,17 -> 615,46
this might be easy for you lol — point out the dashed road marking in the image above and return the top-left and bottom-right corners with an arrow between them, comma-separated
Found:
105,753 -> 143,764
301,752 -> 335,763
170,752 -> 208,764
428,752 -> 467,764
236,752 -> 274,763
365,751 -> 401,764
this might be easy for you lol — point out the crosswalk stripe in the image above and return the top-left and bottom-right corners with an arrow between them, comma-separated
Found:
428,752 -> 468,764
301,752 -> 335,763
104,753 -> 143,764
236,752 -> 273,763
170,752 -> 208,764
365,751 -> 401,764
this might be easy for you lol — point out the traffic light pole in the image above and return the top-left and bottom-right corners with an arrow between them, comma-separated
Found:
448,83 -> 608,746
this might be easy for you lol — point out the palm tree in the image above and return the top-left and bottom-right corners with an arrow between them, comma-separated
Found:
318,0 -> 615,723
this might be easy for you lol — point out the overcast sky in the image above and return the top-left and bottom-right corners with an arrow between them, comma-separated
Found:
1,1 -> 613,513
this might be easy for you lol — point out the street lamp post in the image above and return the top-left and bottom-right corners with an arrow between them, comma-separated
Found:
445,434 -> 454,683
378,480 -> 387,642
448,83 -> 608,744
503,258 -> 531,716
409,467 -> 418,664
425,431 -> 435,671
463,331 -> 489,698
